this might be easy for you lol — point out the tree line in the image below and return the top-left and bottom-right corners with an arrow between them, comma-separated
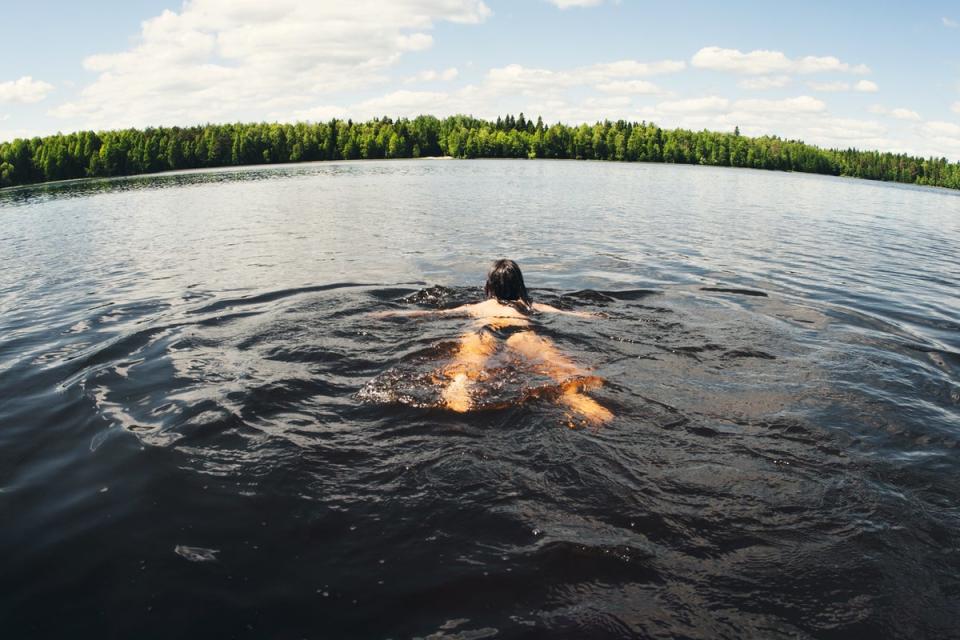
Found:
1,114 -> 958,190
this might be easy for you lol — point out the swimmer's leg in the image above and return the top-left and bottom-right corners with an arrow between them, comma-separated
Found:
506,331 -> 613,425
441,331 -> 496,412
557,385 -> 613,426
505,331 -> 584,377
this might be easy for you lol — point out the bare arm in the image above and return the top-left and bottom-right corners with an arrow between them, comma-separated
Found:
532,302 -> 597,319
370,304 -> 474,319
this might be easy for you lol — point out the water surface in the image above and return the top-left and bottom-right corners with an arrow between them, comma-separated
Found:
1,159 -> 958,639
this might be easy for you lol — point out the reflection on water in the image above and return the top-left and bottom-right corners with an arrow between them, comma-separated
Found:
0,160 -> 958,638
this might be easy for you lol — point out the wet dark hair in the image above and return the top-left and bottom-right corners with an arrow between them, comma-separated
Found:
484,259 -> 532,305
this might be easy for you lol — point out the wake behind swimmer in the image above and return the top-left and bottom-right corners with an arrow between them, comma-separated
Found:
371,259 -> 613,426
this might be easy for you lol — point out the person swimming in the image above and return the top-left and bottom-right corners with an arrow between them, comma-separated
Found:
374,259 -> 613,425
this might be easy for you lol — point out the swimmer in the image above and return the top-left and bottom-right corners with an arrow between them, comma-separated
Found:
374,259 -> 612,425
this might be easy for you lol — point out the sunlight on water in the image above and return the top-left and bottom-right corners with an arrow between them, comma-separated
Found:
0,160 -> 958,638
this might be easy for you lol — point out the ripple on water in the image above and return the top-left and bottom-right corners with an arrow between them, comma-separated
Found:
1,161 -> 958,638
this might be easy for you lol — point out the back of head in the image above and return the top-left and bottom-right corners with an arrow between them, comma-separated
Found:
484,259 -> 531,305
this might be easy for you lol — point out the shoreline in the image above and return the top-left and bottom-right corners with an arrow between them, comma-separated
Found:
2,116 -> 957,192
2,156 -> 957,196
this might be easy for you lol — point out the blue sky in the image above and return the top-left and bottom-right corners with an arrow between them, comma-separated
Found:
2,0 -> 959,158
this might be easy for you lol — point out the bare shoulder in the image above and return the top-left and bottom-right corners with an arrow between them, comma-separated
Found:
464,299 -> 497,318
436,303 -> 476,317
468,299 -> 523,318
370,303 -> 473,319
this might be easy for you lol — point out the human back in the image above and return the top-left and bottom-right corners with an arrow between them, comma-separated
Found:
442,259 -> 611,423
370,258 -> 612,424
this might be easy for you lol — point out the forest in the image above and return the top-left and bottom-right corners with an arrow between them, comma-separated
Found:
1,114 -> 958,190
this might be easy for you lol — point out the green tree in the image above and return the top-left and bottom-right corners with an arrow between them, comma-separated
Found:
0,114 -> 957,191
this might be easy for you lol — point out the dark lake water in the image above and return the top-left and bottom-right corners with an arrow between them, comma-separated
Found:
1,159 -> 958,639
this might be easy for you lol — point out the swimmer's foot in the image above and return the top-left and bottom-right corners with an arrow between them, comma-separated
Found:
560,390 -> 613,426
442,372 -> 473,412
558,375 -> 604,393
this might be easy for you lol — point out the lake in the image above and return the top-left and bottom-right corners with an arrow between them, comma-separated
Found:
1,159 -> 958,639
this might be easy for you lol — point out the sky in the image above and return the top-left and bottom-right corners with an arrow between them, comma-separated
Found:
2,0 -> 960,159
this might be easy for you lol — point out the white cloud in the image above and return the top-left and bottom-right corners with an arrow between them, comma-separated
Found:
692,46 -> 869,75
594,79 -> 663,94
353,90 -> 452,115
804,117 -> 887,143
808,81 -> 851,92
591,92 -> 884,150
0,125 -> 43,143
12,3 -> 949,162
48,0 -> 491,129
482,59 -> 683,96
808,79 -> 878,93
396,33 -> 435,51
733,95 -> 826,113
0,76 -> 54,104
293,56 -> 682,124
518,96 -> 649,124
547,0 -> 605,8
869,105 -> 920,121
890,108 -> 920,121
290,104 -> 350,121
921,122 -> 960,158
738,75 -> 791,90
587,60 -> 686,77
405,67 -> 459,83
486,65 -> 562,94
677,112 -> 891,151
944,17 -> 958,28
291,69 -> 956,159
657,96 -> 730,113
952,102 -> 960,114
924,121 -> 960,137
